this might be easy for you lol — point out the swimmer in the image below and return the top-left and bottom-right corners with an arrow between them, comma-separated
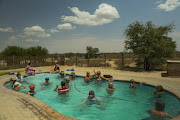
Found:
64,76 -> 72,87
13,82 -> 26,91
40,77 -> 53,87
148,85 -> 163,97
54,81 -> 70,94
147,100 -> 177,120
50,63 -> 60,74
129,79 -> 136,88
71,72 -> 76,79
81,90 -> 102,105
27,84 -> 36,96
58,71 -> 66,77
84,71 -> 93,82
106,82 -> 115,93
94,71 -> 113,81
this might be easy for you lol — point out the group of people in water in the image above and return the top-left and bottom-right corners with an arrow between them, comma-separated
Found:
8,62 -> 180,120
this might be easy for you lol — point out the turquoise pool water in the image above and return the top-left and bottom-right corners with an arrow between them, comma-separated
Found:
5,73 -> 180,120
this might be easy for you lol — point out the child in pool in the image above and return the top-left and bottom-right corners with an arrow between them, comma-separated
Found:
64,77 -> 72,87
71,72 -> 76,79
148,85 -> 163,97
40,77 -> 53,87
54,81 -> 70,95
58,71 -> 66,77
27,84 -> 36,96
129,79 -> 136,88
106,82 -> 115,93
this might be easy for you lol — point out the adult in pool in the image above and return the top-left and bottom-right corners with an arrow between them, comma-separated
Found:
25,62 -> 35,76
27,84 -> 36,96
40,77 -> 53,87
106,82 -> 115,94
50,63 -> 60,74
81,90 -> 102,105
84,71 -> 93,82
71,72 -> 76,79
94,71 -> 113,81
146,100 -> 180,120
13,82 -> 26,91
54,81 -> 70,95
148,85 -> 163,97
129,79 -> 136,88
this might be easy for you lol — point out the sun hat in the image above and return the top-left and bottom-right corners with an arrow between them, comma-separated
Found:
29,84 -> 35,89
45,77 -> 49,80
13,82 -> 21,88
64,76 -> 70,81
89,90 -> 95,95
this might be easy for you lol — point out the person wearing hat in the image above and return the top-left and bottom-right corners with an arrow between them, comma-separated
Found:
27,84 -> 36,96
64,76 -> 72,87
106,82 -> 115,94
58,71 -> 66,77
40,77 -> 53,87
81,90 -> 102,105
13,82 -> 26,91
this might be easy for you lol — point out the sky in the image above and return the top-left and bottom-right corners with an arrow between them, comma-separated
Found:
0,0 -> 180,53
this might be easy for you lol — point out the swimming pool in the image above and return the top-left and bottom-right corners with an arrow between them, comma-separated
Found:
5,73 -> 180,120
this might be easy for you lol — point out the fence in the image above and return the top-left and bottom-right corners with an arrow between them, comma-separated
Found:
0,52 -> 180,70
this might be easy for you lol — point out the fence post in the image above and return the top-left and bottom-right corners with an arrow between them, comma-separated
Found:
87,53 -> 90,67
121,53 -> 124,68
104,53 -> 107,67
13,56 -> 15,68
76,54 -> 78,67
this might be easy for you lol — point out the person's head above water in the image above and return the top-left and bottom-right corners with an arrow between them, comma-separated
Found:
64,76 -> 70,82
89,90 -> 95,98
13,82 -> 21,88
29,84 -> 35,91
130,79 -> 135,83
17,73 -> 21,78
108,82 -> 114,88
156,85 -> 163,92
97,71 -> 101,75
61,81 -> 66,87
155,100 -> 165,112
86,71 -> 90,76
45,77 -> 49,83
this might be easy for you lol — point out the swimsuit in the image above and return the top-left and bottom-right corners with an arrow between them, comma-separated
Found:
27,67 -> 34,74
54,66 -> 60,71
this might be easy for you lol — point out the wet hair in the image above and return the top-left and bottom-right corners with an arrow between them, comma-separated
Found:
61,81 -> 66,86
156,85 -> 163,92
16,73 -> 21,77
155,100 -> 165,112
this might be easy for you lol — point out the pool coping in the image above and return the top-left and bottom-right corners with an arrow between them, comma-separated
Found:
2,72 -> 180,120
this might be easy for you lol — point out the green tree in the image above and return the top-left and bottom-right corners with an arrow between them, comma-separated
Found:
27,46 -> 48,56
1,46 -> 27,56
124,21 -> 176,70
86,46 -> 99,58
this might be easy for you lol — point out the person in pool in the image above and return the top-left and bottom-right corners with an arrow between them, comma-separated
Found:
25,63 -> 35,76
129,79 -> 136,88
84,71 -> 93,82
81,90 -> 102,105
40,77 -> 53,87
13,82 -> 26,91
148,85 -> 163,97
50,63 -> 60,74
16,73 -> 24,82
58,71 -> 66,77
54,81 -> 70,94
63,76 -> 72,87
27,84 -> 36,96
146,100 -> 179,120
106,82 -> 115,94
71,72 -> 76,79
94,71 -> 113,81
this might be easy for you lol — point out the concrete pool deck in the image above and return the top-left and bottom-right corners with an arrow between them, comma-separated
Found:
0,66 -> 180,120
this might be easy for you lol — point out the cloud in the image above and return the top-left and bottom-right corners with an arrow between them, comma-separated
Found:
170,31 -> 180,37
5,36 -> 18,46
25,39 -> 40,42
157,0 -> 180,11
24,26 -> 51,37
0,27 -> 13,32
57,23 -> 76,30
50,29 -> 59,33
61,3 -> 120,26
